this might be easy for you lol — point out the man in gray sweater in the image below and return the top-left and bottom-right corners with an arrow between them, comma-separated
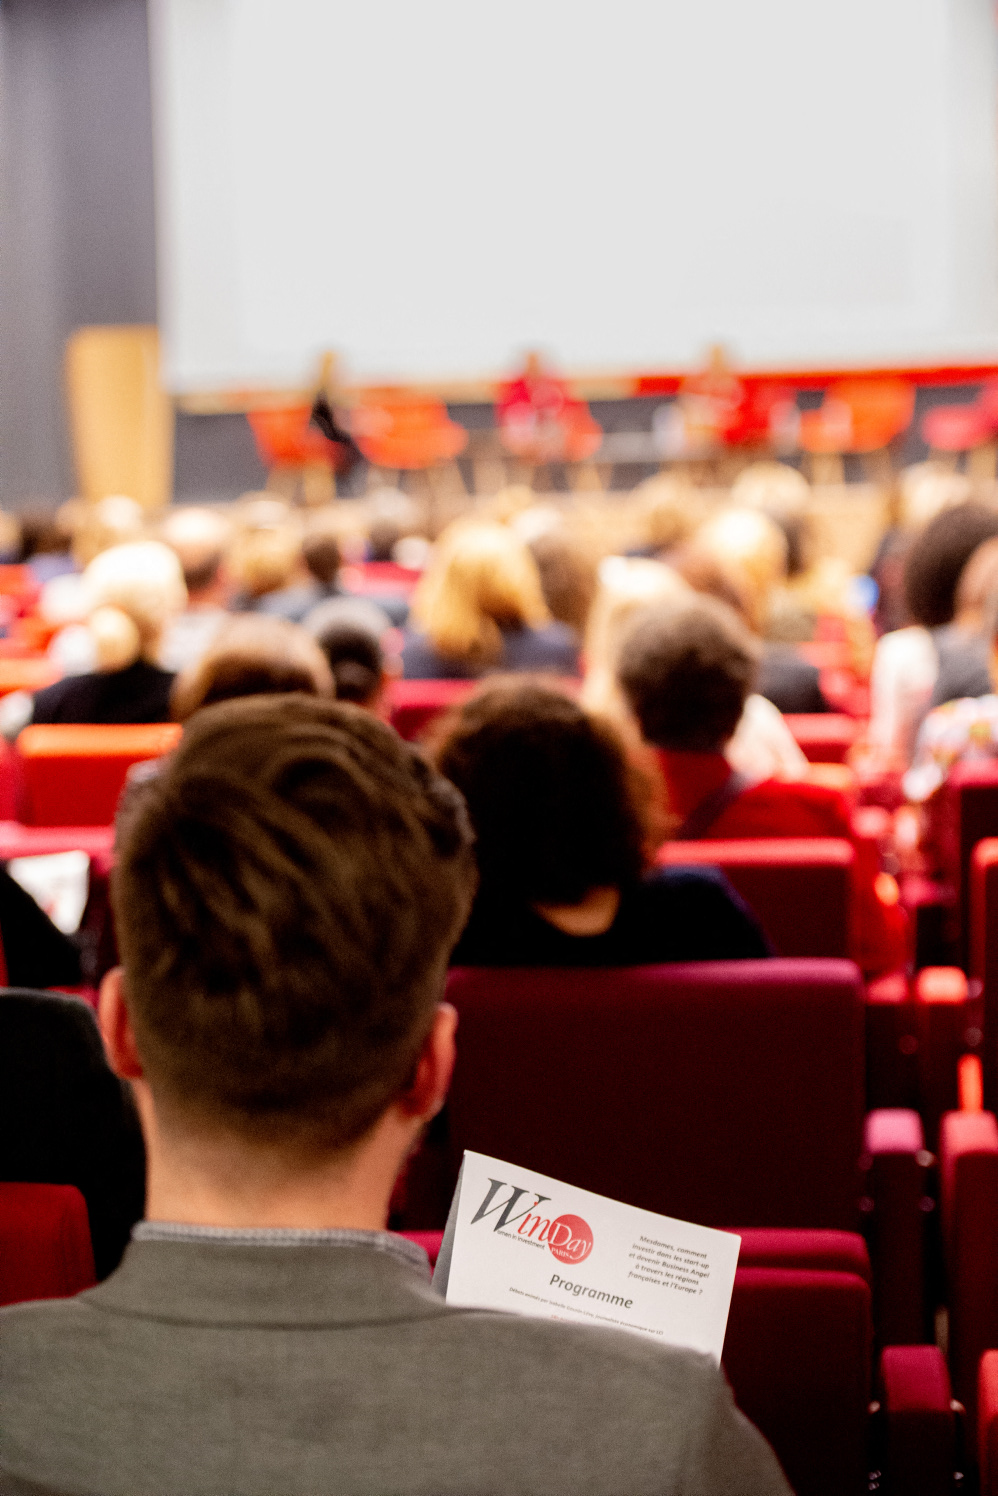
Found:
0,695 -> 791,1496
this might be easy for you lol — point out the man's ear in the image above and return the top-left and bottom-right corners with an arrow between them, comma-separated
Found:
98,966 -> 145,1081
396,1002 -> 457,1123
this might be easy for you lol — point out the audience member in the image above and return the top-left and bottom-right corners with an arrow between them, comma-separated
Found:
258,513 -> 344,624
402,520 -> 578,678
159,507 -> 233,672
523,524 -> 599,639
868,502 -> 998,770
618,597 -> 907,974
227,497 -> 304,611
903,581 -> 998,801
71,495 -> 146,570
581,555 -> 808,786
171,614 -> 332,721
436,680 -> 769,966
0,695 -> 789,1494
687,507 -> 829,713
928,537 -> 998,708
306,596 -> 394,710
20,542 -> 185,728
18,505 -> 77,584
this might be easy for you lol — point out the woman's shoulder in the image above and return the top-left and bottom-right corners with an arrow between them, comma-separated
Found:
501,621 -> 579,674
400,630 -> 474,680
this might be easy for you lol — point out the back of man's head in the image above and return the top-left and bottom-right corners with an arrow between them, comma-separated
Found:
112,695 -> 475,1154
617,597 -> 758,753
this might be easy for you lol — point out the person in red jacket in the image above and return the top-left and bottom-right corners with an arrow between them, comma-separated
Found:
616,595 -> 907,975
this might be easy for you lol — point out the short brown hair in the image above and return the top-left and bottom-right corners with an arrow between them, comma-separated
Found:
617,598 -> 758,752
112,695 -> 476,1152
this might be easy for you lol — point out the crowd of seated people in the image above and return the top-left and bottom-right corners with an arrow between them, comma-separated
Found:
2,462 -> 998,962
7,453 -> 998,1490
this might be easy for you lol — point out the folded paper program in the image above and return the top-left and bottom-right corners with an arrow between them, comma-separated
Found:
434,1150 -> 740,1362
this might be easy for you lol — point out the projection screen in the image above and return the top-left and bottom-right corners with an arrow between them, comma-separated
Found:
149,0 -> 998,391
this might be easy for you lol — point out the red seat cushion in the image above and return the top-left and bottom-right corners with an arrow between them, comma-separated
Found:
0,1181 -> 96,1305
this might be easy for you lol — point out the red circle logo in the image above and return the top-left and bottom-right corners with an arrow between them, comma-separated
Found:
546,1214 -> 594,1264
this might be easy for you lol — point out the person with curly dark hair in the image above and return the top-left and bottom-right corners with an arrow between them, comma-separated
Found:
435,679 -> 768,966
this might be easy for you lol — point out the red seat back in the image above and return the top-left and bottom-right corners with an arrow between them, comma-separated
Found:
784,713 -> 860,763
0,1181 -> 96,1305
938,1109 -> 998,1441
387,679 -> 478,742
725,1267 -> 871,1496
445,959 -> 865,1229
656,838 -> 853,958
935,761 -> 998,960
16,723 -> 182,825
970,839 -> 998,1108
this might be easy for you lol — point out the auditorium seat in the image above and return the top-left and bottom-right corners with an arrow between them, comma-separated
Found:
977,1352 -> 998,1492
0,658 -> 60,698
0,1181 -> 96,1306
971,838 -> 998,1108
0,987 -> 145,1277
399,1228 -> 951,1496
387,679 -> 478,742
931,759 -> 998,963
937,1108 -> 998,1444
16,722 -> 181,825
655,837 -> 852,958
388,676 -> 579,742
784,713 -> 860,763
441,959 -> 928,1344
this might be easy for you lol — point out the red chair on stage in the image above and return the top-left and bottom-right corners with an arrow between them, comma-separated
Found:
921,380 -> 998,478
0,1181 -> 96,1306
16,722 -> 182,825
352,392 -> 468,483
247,404 -> 353,503
799,379 -> 915,482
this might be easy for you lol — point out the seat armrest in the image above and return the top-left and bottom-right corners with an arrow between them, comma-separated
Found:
879,1345 -> 959,1495
939,1111 -> 998,1434
862,1109 -> 931,1345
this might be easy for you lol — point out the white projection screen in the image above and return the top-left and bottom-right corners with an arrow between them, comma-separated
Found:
150,0 -> 998,392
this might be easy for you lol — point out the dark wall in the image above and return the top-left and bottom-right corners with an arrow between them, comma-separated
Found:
0,0 -> 157,507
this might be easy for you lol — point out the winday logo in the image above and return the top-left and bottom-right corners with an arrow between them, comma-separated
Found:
469,1178 -> 594,1264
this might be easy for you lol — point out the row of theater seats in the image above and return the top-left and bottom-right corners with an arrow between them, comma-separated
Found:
3,704 -> 998,1489
0,1178 -> 957,1496
0,980 -> 959,1496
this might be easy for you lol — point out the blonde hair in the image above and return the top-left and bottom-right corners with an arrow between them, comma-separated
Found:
171,615 -> 333,721
73,495 -> 146,568
83,541 -> 187,671
412,521 -> 550,666
899,463 -> 975,531
228,495 -> 303,599
691,507 -> 788,631
632,473 -> 703,553
730,461 -> 810,519
580,556 -> 691,719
